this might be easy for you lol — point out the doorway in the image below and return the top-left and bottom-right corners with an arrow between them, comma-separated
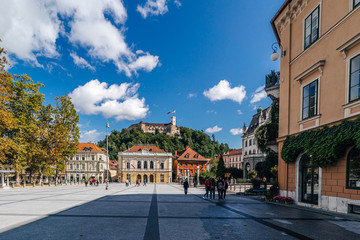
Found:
144,175 -> 148,183
137,174 -> 141,182
299,154 -> 319,205
150,175 -> 154,183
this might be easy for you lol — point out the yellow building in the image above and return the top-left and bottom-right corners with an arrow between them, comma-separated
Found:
118,145 -> 172,183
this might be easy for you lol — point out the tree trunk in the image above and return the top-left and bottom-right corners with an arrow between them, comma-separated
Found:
15,169 -> 21,187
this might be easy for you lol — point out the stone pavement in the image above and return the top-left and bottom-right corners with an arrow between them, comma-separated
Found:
0,184 -> 359,239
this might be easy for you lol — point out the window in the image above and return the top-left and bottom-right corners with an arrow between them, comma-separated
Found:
302,80 -> 318,119
127,162 -> 130,169
180,163 -> 183,166
347,148 -> 360,189
160,174 -> 164,182
304,6 -> 319,49
355,0 -> 360,8
185,153 -> 190,158
76,164 -> 79,170
82,156 -> 85,160
249,140 -> 252,146
92,155 -> 95,160
150,161 -> 154,169
99,156 -> 102,161
70,164 -> 73,170
245,141 -> 247,147
185,163 -> 188,167
82,164 -> 85,170
253,149 -> 256,154
76,156 -> 79,160
160,162 -> 164,170
137,161 -> 141,169
350,54 -> 360,102
144,161 -> 148,169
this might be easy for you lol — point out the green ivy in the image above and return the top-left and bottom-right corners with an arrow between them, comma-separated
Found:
281,117 -> 360,167
255,103 -> 279,152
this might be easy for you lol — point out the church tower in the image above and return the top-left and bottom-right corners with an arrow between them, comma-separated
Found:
171,116 -> 176,125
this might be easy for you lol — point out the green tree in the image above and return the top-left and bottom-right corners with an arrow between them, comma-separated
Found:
216,155 -> 225,178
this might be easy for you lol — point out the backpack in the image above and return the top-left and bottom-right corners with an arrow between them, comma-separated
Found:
218,181 -> 223,190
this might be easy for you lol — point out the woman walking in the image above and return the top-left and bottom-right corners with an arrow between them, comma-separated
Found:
203,178 -> 210,199
183,179 -> 189,195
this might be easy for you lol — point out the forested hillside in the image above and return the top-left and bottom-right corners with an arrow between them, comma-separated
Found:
98,126 -> 230,160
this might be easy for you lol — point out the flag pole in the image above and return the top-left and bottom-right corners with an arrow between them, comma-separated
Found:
106,120 -> 109,190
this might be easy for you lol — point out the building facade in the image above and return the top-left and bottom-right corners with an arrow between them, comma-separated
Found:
272,0 -> 360,213
66,143 -> 108,182
223,149 -> 243,169
242,107 -> 271,178
173,146 -> 209,181
118,145 -> 172,183
127,116 -> 180,137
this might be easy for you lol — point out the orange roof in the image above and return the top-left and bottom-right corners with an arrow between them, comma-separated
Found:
224,149 -> 242,156
126,145 -> 165,153
77,143 -> 104,152
109,160 -> 118,170
175,146 -> 208,161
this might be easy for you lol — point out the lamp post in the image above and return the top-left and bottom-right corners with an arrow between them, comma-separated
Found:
106,120 -> 109,190
270,42 -> 285,61
197,165 -> 200,188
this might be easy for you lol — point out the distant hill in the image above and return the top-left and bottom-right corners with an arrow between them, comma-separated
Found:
98,126 -> 230,160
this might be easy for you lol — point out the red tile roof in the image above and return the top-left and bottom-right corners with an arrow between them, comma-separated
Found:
175,146 -> 208,161
125,145 -> 165,153
109,160 -> 118,170
224,149 -> 242,156
77,143 -> 104,152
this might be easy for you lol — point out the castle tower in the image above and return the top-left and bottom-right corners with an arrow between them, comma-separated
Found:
171,116 -> 176,125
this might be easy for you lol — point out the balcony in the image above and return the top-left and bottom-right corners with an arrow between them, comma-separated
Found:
265,71 -> 280,101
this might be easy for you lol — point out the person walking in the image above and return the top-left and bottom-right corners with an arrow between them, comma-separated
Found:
85,180 -> 88,187
203,178 -> 210,199
210,178 -> 216,200
143,180 -> 147,187
183,179 -> 189,195
217,177 -> 224,199
125,179 -> 129,187
223,179 -> 229,200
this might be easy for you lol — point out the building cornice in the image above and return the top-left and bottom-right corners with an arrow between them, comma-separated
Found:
337,33 -> 360,60
294,60 -> 325,83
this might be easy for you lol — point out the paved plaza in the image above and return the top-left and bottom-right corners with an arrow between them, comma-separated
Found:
0,184 -> 359,239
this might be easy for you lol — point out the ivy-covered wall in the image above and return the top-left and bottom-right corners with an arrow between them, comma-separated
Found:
281,117 -> 360,167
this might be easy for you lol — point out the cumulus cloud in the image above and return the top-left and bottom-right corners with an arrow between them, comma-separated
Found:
205,125 -> 222,134
230,128 -> 243,136
137,0 -> 168,18
203,80 -> 246,104
187,93 -> 197,99
250,85 -> 267,104
206,110 -> 217,115
174,0 -> 182,7
69,79 -> 149,121
0,0 -> 159,76
80,129 -> 102,143
237,109 -> 243,115
70,53 -> 95,71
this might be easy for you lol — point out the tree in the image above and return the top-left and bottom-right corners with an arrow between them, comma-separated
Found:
216,155 -> 225,178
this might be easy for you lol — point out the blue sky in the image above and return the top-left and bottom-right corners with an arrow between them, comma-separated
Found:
0,0 -> 282,149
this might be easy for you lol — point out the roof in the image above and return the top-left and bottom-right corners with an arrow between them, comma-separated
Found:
224,149 -> 242,156
77,143 -> 104,152
244,107 -> 270,135
175,146 -> 208,162
271,0 -> 292,44
109,160 -> 118,170
125,145 -> 165,153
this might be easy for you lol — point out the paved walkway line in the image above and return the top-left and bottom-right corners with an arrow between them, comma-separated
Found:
143,184 -> 160,240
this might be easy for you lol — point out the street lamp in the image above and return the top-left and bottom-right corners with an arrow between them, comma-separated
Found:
271,42 -> 286,61
106,120 -> 109,190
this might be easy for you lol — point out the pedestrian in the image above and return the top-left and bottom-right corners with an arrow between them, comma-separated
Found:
223,179 -> 229,200
217,177 -> 224,199
96,180 -> 99,186
143,180 -> 147,186
85,180 -> 88,187
183,179 -> 189,195
125,179 -> 129,187
210,178 -> 216,200
203,178 -> 210,199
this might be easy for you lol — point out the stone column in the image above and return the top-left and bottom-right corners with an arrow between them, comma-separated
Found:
6,174 -> 9,187
1,173 -> 5,188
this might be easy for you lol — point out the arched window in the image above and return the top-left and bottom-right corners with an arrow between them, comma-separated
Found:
137,161 -> 141,169
144,161 -> 148,169
160,162 -> 164,170
253,149 -> 256,154
150,161 -> 154,169
347,148 -> 360,189
160,174 -> 164,182
127,162 -> 130,169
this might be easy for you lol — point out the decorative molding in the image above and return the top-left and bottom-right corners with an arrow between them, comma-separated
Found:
294,60 -> 325,83
276,0 -> 310,34
337,33 -> 360,60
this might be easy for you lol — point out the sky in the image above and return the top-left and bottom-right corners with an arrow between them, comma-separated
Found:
0,0 -> 282,149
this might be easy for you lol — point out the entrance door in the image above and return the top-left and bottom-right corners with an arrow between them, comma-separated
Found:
300,155 -> 319,205
150,175 -> 154,183
144,175 -> 148,182
137,174 -> 141,182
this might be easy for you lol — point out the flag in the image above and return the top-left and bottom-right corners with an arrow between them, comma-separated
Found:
167,111 -> 171,115
131,164 -> 136,169
171,110 -> 176,114
106,120 -> 109,128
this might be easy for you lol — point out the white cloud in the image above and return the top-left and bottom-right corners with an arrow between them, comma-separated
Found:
250,85 -> 267,104
237,109 -> 243,115
137,0 -> 168,19
80,129 -> 102,143
203,80 -> 246,104
70,53 -> 95,71
0,0 -> 159,76
206,110 -> 217,115
187,93 -> 197,99
174,0 -> 182,7
205,125 -> 222,134
230,128 -> 243,136
69,79 -> 149,121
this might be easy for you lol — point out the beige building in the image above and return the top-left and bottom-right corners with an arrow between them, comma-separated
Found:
272,0 -> 360,213
127,116 -> 180,137
66,143 -> 108,182
118,145 -> 172,183
223,149 -> 242,169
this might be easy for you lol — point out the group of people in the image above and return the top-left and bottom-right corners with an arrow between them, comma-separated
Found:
182,177 -> 229,200
125,179 -> 147,187
203,177 -> 228,200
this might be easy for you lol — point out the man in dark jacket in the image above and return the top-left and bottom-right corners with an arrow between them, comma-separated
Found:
183,179 -> 189,195
217,177 -> 224,199
223,179 -> 229,199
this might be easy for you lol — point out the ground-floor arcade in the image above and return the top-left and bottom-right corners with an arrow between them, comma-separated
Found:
119,171 -> 171,183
